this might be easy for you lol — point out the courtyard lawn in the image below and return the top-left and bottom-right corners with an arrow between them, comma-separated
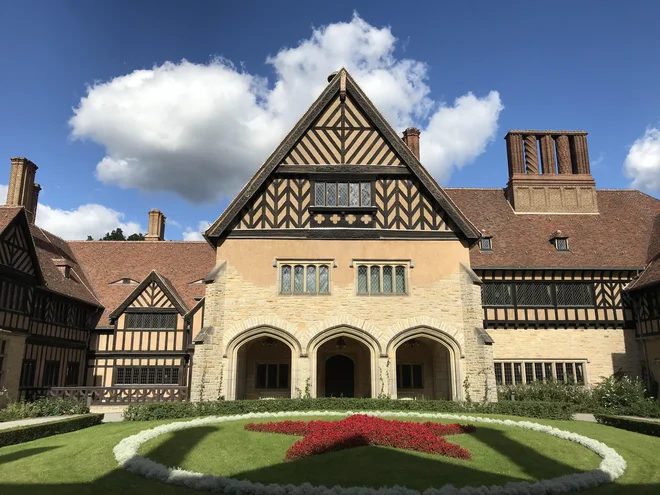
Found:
0,414 -> 657,494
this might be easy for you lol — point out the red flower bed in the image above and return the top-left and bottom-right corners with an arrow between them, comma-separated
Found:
245,414 -> 475,461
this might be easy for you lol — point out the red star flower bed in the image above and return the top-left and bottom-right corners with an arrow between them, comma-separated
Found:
244,414 -> 475,461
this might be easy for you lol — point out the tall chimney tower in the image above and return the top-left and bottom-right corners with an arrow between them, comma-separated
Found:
402,127 -> 421,160
504,130 -> 597,214
6,157 -> 38,214
145,209 -> 166,241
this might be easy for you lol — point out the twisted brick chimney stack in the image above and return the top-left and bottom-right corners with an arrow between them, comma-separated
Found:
6,157 -> 40,223
402,127 -> 421,159
145,209 -> 166,241
504,131 -> 597,214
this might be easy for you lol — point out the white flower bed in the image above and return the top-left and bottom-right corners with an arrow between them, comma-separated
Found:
114,410 -> 626,495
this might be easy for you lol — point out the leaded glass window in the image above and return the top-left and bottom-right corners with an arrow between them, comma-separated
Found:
279,262 -> 331,295
306,266 -> 316,293
555,238 -> 569,251
383,266 -> 393,293
357,266 -> 368,294
326,183 -> 337,206
338,183 -> 348,206
495,360 -> 587,385
395,266 -> 406,294
370,266 -> 381,293
313,182 -> 372,207
556,283 -> 593,307
481,284 -> 513,306
315,183 -> 325,206
125,313 -> 177,329
294,265 -> 304,293
319,265 -> 329,293
281,265 -> 291,293
350,183 -> 360,206
516,283 -> 552,307
114,366 -> 180,385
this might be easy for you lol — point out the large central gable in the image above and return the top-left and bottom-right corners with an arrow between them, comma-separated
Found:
206,69 -> 479,240
281,93 -> 404,166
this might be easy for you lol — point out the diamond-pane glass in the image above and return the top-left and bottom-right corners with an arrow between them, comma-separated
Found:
556,283 -> 592,307
306,266 -> 316,293
280,265 -> 291,293
294,265 -> 304,293
383,266 -> 393,293
338,183 -> 348,206
370,266 -> 381,293
395,266 -> 406,294
556,238 -> 568,251
515,283 -> 552,306
482,283 -> 513,306
326,183 -> 337,206
350,183 -> 359,206
315,183 -> 325,206
361,183 -> 371,206
357,266 -> 368,294
319,265 -> 329,293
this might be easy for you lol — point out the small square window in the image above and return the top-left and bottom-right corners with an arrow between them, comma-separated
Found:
480,237 -> 492,251
555,238 -> 569,251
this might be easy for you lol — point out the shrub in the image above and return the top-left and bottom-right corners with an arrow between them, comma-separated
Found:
0,397 -> 89,422
595,414 -> 660,437
123,397 -> 576,421
0,414 -> 104,447
498,380 -> 593,407
591,376 -> 647,409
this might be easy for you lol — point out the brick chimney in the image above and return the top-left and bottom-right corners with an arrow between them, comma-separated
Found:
6,157 -> 39,218
402,127 -> 421,160
145,209 -> 166,241
504,131 -> 597,214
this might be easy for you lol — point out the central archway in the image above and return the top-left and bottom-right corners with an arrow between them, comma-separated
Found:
325,355 -> 355,397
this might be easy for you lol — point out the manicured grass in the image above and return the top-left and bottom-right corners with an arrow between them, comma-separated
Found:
0,414 -> 658,494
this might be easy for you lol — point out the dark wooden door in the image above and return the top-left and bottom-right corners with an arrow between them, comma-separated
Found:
325,355 -> 354,397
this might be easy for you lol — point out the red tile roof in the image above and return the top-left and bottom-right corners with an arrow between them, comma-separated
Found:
626,214 -> 660,292
68,241 -> 216,326
445,188 -> 660,270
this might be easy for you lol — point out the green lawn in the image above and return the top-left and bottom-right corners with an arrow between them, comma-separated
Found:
0,414 -> 658,494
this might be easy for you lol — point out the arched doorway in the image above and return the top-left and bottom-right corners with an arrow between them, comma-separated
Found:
395,336 -> 451,400
315,335 -> 373,398
325,355 -> 354,397
235,336 -> 292,399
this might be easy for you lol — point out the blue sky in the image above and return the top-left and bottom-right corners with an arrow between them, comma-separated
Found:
1,1 -> 659,240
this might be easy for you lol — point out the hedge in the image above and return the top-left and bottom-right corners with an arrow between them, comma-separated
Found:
0,414 -> 104,448
123,398 -> 576,421
595,414 -> 660,437
0,397 -> 90,423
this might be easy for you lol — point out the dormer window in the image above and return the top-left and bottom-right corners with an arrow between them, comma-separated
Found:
480,237 -> 493,252
551,230 -> 569,252
109,278 -> 139,286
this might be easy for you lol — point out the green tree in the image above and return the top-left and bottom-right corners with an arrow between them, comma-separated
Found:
127,233 -> 145,241
101,228 -> 126,241
86,235 -> 94,241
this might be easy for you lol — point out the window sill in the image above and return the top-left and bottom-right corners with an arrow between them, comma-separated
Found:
357,293 -> 408,297
279,293 -> 331,296
308,206 -> 378,214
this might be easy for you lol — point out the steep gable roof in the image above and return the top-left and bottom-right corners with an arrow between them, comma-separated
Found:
206,69 -> 479,241
0,206 -> 43,282
108,270 -> 187,319
626,213 -> 660,292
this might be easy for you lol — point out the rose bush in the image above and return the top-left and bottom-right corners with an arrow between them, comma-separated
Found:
245,414 -> 475,460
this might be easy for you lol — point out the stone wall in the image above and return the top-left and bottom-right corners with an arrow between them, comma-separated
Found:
190,238 -> 495,402
0,331 -> 26,406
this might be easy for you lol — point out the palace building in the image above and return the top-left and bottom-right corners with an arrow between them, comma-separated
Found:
1,69 -> 659,406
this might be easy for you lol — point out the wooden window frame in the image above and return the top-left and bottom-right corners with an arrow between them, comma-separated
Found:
482,281 -> 595,309
42,360 -> 60,387
124,312 -> 178,330
113,366 -> 181,385
479,237 -> 493,252
255,362 -> 289,389
276,259 -> 334,296
311,180 -> 374,209
20,359 -> 36,387
494,359 -> 588,385
396,363 -> 424,389
353,260 -> 411,296
65,361 -> 80,386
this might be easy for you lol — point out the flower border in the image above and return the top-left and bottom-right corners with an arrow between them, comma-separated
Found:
114,411 -> 627,495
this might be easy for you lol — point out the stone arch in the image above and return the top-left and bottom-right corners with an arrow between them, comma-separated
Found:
224,315 -> 300,349
384,317 -> 464,356
387,325 -> 464,401
224,325 -> 302,400
307,314 -> 383,348
307,325 -> 381,398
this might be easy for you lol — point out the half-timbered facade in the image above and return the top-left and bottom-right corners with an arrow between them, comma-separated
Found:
2,69 -> 660,405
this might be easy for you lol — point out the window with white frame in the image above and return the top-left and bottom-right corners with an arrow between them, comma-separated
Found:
494,360 -> 586,385
356,262 -> 408,295
314,181 -> 372,207
279,262 -> 331,295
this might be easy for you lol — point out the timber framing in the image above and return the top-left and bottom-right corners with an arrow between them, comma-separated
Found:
109,270 -> 187,320
206,69 -> 480,241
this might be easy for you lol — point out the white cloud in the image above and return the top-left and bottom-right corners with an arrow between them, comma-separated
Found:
69,14 -> 503,203
36,203 -> 143,240
624,128 -> 660,192
2,183 -> 142,240
183,220 -> 211,241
